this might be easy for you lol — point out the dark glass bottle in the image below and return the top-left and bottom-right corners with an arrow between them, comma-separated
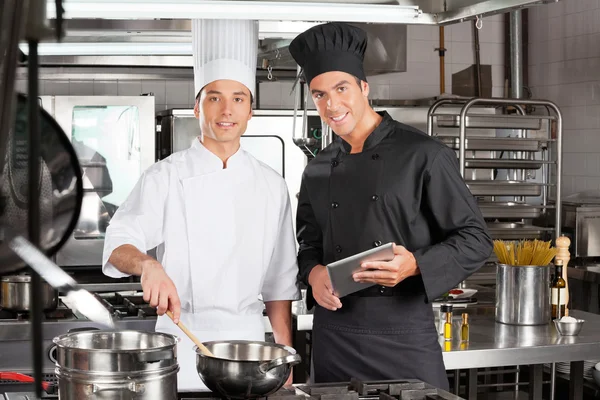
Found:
551,259 -> 566,320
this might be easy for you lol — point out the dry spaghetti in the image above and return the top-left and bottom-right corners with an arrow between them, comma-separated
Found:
493,239 -> 557,266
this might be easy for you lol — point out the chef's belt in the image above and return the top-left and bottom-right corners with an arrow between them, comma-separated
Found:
350,277 -> 425,297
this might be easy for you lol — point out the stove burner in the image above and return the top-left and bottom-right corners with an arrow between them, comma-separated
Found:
94,292 -> 157,319
0,303 -> 74,321
297,378 -> 462,400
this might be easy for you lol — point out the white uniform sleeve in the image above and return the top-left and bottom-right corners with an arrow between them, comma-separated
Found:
102,166 -> 167,278
261,181 -> 301,302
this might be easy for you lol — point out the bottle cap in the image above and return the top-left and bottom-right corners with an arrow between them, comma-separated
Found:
441,304 -> 453,313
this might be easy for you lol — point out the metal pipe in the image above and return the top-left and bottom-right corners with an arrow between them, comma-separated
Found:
301,82 -> 309,143
550,362 -> 556,400
321,122 -> 332,150
27,39 -> 44,399
473,21 -> 482,97
0,1 -> 28,179
439,26 -> 445,95
291,65 -> 302,141
510,10 -> 523,99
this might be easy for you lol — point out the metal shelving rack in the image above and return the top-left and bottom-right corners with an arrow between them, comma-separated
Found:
427,97 -> 563,242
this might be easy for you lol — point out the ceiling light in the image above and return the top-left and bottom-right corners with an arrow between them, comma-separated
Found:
20,42 -> 192,56
46,0 -> 422,24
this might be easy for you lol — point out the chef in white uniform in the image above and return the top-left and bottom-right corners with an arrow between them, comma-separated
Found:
102,19 -> 301,391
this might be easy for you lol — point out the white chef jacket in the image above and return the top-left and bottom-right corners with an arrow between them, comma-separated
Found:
102,138 -> 301,391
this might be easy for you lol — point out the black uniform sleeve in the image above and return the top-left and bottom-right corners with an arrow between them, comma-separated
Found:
296,176 -> 324,287
413,146 -> 493,302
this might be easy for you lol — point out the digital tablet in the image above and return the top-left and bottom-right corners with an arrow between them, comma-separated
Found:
326,242 -> 395,298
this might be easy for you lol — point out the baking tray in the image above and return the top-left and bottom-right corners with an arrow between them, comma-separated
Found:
466,180 -> 547,196
437,136 -> 551,151
486,222 -> 553,240
435,114 -> 551,130
464,159 -> 549,170
478,202 -> 553,219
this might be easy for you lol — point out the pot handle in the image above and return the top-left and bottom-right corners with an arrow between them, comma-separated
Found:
259,354 -> 301,374
92,382 -> 145,394
135,349 -> 175,363
68,327 -> 100,333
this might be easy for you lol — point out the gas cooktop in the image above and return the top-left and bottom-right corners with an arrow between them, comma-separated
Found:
176,378 -> 465,400
2,378 -> 466,400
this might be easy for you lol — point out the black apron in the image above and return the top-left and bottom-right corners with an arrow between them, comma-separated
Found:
296,112 -> 492,389
312,293 -> 448,390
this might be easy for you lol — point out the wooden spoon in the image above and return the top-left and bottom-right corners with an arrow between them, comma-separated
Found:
166,310 -> 215,357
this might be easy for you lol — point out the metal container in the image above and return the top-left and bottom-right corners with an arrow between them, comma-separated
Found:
554,319 -> 585,336
0,275 -> 58,311
560,192 -> 600,257
195,340 -> 301,399
53,330 -> 179,400
496,263 -> 551,326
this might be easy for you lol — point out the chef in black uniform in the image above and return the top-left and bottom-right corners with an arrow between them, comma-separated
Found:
289,22 -> 493,390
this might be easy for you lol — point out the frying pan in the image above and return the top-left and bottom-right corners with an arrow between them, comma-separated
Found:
0,92 -> 83,273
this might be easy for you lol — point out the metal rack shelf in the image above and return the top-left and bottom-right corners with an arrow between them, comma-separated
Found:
436,114 -> 553,130
478,202 -> 554,220
427,97 -> 563,240
437,136 -> 552,152
464,159 -> 551,170
466,181 -> 550,197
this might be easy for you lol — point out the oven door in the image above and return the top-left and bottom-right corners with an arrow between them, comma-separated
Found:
51,96 -> 155,267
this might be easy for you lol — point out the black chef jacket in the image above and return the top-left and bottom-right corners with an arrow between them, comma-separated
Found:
295,111 -> 493,388
297,110 -> 493,308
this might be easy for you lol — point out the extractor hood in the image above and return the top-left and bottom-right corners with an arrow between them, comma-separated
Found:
28,0 -> 559,75
22,19 -> 409,76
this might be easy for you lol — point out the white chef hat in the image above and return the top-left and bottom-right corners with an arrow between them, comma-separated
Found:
192,19 -> 258,100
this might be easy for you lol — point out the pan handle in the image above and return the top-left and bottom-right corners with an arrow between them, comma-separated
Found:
259,354 -> 301,374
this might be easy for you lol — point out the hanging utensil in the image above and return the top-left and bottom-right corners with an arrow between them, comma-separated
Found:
0,92 -> 83,274
7,233 -> 115,328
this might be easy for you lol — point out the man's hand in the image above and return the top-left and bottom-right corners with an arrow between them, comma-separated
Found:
308,264 -> 342,311
353,244 -> 420,287
140,259 -> 182,323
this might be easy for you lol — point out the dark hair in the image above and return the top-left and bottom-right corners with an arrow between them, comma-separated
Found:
195,89 -> 254,105
354,76 -> 363,91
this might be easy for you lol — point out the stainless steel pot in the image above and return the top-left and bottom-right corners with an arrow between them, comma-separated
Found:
53,330 -> 179,400
0,274 -> 58,311
496,263 -> 551,325
195,340 -> 301,399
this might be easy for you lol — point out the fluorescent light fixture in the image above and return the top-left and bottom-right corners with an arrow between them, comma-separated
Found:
46,0 -> 421,24
257,21 -> 320,39
20,42 -> 192,56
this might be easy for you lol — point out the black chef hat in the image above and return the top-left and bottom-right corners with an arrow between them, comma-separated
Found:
289,22 -> 367,85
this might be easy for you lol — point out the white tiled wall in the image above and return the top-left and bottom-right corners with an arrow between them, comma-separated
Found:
19,17 -> 505,111
262,17 -> 506,108
529,0 -> 600,196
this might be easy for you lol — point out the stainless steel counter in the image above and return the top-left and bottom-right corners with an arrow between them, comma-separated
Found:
293,305 -> 600,370
441,308 -> 600,370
